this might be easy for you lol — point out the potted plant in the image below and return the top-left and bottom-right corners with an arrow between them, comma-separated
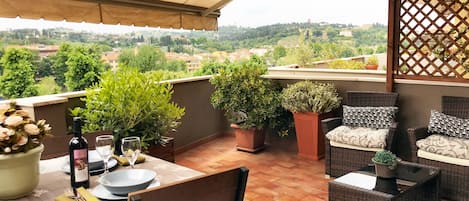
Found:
372,150 -> 398,178
365,55 -> 379,70
281,81 -> 341,160
72,67 -> 184,160
0,101 -> 52,199
210,63 -> 280,152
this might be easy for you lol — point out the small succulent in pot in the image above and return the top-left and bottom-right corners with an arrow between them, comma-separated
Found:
372,150 -> 399,178
0,101 -> 52,154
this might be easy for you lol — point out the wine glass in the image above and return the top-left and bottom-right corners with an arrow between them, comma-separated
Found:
121,136 -> 141,168
95,135 -> 114,174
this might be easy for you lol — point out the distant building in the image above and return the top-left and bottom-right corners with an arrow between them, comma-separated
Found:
8,44 -> 59,58
102,50 -> 120,70
339,30 -> 353,37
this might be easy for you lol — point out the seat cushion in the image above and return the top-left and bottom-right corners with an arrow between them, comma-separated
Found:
416,134 -> 469,160
326,125 -> 388,149
342,106 -> 398,129
428,110 -> 469,139
418,150 -> 469,167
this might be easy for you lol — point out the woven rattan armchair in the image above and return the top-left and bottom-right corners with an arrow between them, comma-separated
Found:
408,96 -> 469,201
322,91 -> 399,178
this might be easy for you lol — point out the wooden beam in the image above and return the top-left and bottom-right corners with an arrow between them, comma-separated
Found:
386,0 -> 400,92
201,0 -> 232,17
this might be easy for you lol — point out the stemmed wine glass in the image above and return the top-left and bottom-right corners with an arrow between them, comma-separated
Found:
95,135 -> 114,174
121,136 -> 141,168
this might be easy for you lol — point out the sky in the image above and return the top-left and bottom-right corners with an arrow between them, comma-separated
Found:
0,0 -> 388,33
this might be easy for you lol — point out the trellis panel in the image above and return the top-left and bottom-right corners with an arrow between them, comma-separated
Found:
396,0 -> 469,83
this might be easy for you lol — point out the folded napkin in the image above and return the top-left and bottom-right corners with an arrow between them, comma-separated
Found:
112,155 -> 146,166
55,187 -> 99,201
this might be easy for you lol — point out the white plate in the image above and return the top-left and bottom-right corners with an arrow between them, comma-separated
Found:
63,158 -> 118,175
91,179 -> 160,200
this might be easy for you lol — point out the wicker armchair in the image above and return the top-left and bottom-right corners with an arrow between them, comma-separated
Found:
408,96 -> 469,201
322,91 -> 399,178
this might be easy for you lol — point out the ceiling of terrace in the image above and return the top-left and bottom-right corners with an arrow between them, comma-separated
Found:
0,0 -> 232,30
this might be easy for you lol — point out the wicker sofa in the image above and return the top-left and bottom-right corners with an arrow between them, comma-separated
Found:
322,91 -> 399,178
408,96 -> 469,201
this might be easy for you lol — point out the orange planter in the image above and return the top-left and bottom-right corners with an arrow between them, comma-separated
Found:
293,112 -> 332,160
231,124 -> 265,153
365,64 -> 378,70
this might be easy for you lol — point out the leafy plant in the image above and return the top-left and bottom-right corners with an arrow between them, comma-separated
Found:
372,150 -> 397,166
64,45 -> 104,91
328,60 -> 365,70
281,81 -> 341,113
36,76 -> 62,95
210,63 -> 280,129
72,67 -> 185,148
366,55 -> 379,65
0,48 -> 38,98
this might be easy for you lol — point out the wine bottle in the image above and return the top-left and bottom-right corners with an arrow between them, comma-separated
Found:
69,117 -> 90,189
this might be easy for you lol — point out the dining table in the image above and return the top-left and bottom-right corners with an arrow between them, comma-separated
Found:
15,154 -> 204,201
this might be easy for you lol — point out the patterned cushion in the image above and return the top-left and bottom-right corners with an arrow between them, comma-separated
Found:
342,105 -> 398,129
326,125 -> 388,149
428,110 -> 469,139
416,134 -> 469,160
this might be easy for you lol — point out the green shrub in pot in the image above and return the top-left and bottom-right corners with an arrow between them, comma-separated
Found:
281,81 -> 341,113
210,63 -> 280,129
72,67 -> 185,148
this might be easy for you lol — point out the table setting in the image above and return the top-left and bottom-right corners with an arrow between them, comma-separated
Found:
54,135 -> 161,201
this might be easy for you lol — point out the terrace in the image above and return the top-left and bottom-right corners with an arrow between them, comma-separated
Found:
0,0 -> 468,201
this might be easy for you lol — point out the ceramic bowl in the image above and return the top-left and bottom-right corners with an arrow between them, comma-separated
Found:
99,169 -> 156,195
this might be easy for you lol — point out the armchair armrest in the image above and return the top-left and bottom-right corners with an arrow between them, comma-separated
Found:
321,117 -> 342,134
407,126 -> 430,162
385,122 -> 398,151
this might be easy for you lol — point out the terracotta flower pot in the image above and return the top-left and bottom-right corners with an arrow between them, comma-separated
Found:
365,64 -> 378,70
231,124 -> 265,153
0,144 -> 44,199
293,112 -> 332,160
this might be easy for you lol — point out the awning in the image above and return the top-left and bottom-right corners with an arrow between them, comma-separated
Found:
0,0 -> 232,31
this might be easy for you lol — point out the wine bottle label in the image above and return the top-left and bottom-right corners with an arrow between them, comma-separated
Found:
73,149 -> 89,182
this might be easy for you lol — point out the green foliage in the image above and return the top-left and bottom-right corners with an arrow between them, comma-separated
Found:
193,60 -> 233,76
372,150 -> 397,165
51,43 -> 72,87
135,45 -> 166,72
164,60 -> 188,72
36,76 -> 61,95
72,68 -> 185,148
366,55 -> 379,65
0,48 -> 38,98
281,81 -> 341,113
36,56 -> 54,78
210,63 -> 280,129
145,70 -> 192,80
328,60 -> 365,70
117,45 -> 167,72
293,40 -> 315,67
64,45 -> 104,91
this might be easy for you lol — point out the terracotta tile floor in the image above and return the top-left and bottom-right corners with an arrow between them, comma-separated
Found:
176,134 -> 329,201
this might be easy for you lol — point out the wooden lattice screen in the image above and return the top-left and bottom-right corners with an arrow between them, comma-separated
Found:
396,0 -> 469,83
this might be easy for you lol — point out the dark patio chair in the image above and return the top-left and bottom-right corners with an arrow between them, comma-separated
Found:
408,96 -> 469,201
322,91 -> 399,177
128,166 -> 249,201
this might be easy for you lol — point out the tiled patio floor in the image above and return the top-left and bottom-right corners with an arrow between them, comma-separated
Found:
176,134 -> 329,201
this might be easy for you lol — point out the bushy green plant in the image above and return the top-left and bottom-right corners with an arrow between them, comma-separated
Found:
281,81 -> 341,113
0,48 -> 38,98
328,60 -> 365,70
72,68 -> 185,148
366,55 -> 379,65
210,63 -> 280,129
36,76 -> 62,95
372,150 -> 397,165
